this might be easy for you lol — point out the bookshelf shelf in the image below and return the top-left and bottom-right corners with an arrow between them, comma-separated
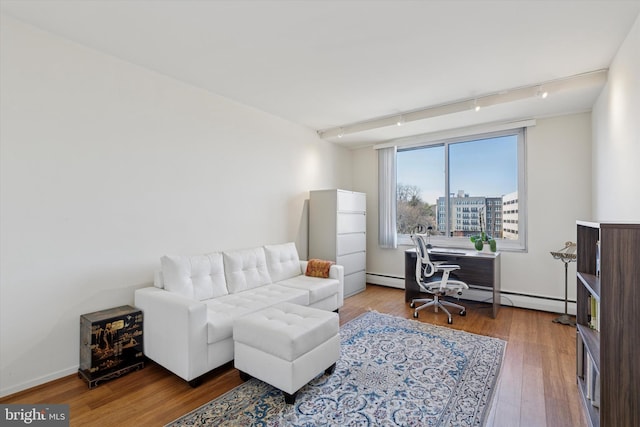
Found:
577,323 -> 600,370
577,378 -> 600,427
577,272 -> 600,301
576,221 -> 640,427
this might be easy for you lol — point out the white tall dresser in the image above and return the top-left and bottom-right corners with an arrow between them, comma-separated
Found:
309,189 -> 366,297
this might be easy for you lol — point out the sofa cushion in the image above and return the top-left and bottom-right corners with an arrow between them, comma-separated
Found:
242,283 -> 309,307
223,247 -> 272,294
203,284 -> 310,344
204,295 -> 269,344
161,253 -> 228,300
275,275 -> 340,304
153,270 -> 165,289
264,242 -> 302,282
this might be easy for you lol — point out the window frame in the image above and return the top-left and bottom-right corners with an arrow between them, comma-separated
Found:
396,128 -> 527,252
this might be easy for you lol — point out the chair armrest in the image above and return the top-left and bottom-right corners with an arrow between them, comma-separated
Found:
437,264 -> 460,272
134,287 -> 208,382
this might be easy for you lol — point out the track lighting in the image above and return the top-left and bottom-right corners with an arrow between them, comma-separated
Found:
316,69 -> 607,139
536,86 -> 548,99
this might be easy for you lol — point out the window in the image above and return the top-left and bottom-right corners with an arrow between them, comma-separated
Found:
396,128 -> 526,251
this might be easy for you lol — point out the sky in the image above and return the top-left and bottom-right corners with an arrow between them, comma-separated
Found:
397,135 -> 518,205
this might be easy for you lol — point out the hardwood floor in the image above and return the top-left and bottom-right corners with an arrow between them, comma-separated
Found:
1,285 -> 586,426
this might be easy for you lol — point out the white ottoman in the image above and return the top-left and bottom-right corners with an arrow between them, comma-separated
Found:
233,302 -> 340,404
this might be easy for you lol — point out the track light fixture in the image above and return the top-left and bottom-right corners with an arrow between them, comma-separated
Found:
316,69 -> 607,139
536,86 -> 549,99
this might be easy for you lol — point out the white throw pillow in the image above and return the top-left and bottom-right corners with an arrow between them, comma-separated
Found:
264,242 -> 302,282
223,247 -> 272,294
161,253 -> 228,300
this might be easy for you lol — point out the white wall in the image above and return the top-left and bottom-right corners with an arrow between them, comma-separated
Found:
0,16 -> 352,396
353,113 -> 592,311
592,14 -> 640,220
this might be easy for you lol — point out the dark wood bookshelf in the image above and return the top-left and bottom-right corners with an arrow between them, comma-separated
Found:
576,323 -> 600,370
577,272 -> 600,300
575,221 -> 640,427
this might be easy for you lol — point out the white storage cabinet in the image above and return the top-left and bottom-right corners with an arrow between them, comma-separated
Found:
309,189 -> 366,297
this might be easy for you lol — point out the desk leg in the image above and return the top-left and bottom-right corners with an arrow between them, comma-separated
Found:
492,255 -> 501,318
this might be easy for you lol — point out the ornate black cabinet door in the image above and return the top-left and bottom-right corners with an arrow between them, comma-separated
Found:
78,305 -> 144,388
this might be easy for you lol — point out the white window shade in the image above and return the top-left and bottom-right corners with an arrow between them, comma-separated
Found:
378,146 -> 397,249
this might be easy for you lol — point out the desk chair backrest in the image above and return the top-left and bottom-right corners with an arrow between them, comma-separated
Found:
412,233 -> 436,283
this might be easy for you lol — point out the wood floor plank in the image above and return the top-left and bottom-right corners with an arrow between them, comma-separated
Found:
520,364 -> 547,426
0,284 -> 586,426
492,401 -> 520,427
497,339 -> 524,411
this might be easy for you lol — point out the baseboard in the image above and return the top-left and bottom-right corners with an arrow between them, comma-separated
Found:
0,365 -> 78,398
366,273 -> 577,315
364,273 -> 404,289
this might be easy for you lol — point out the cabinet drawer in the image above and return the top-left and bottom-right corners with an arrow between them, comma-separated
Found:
344,270 -> 366,297
337,213 -> 366,233
337,251 -> 366,275
338,191 -> 366,212
337,233 -> 366,256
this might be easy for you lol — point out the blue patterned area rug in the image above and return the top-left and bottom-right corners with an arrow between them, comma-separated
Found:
167,311 -> 506,427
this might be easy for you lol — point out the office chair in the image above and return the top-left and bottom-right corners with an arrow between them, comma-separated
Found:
410,233 -> 469,324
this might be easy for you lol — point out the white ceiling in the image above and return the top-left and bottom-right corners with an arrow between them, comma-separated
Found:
2,1 -> 639,148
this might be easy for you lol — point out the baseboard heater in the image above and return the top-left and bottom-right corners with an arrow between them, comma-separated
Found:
365,272 -> 576,315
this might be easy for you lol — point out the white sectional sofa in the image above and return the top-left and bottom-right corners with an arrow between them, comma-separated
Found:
134,242 -> 344,385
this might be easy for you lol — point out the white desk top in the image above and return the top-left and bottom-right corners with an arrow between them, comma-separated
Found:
404,247 -> 500,258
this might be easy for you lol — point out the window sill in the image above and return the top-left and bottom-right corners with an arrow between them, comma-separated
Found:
397,235 -> 526,253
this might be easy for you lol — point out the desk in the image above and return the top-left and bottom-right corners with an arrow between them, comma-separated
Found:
405,248 -> 501,318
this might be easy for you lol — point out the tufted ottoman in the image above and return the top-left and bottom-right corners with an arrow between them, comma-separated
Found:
233,302 -> 340,404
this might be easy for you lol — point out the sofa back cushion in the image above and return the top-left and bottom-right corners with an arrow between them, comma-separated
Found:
264,242 -> 302,282
223,247 -> 272,294
161,253 -> 228,300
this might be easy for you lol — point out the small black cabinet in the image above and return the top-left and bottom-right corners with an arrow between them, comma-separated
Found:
78,305 -> 144,388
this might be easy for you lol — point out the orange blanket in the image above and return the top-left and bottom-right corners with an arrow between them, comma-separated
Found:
305,259 -> 334,278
